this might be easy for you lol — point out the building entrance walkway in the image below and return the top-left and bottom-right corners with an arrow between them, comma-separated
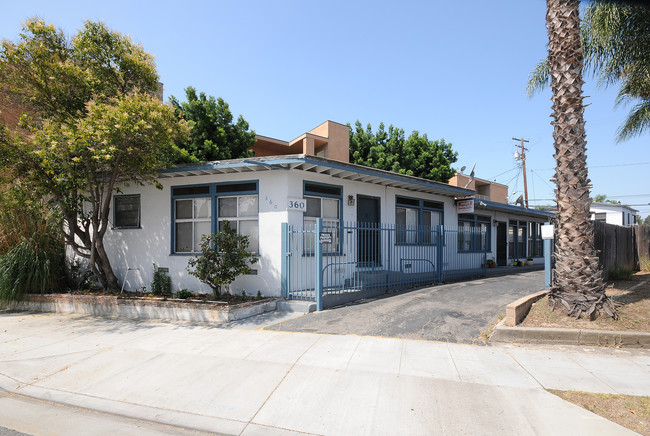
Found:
266,270 -> 545,344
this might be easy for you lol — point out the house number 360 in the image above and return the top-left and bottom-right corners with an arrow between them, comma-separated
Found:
288,198 -> 306,212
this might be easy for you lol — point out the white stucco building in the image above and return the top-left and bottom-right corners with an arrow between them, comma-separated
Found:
106,155 -> 551,297
590,203 -> 638,227
104,121 -> 553,300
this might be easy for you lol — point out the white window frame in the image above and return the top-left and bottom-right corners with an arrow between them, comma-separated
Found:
174,197 -> 212,253
217,194 -> 259,253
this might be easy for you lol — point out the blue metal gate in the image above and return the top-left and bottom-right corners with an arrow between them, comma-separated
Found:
281,219 -> 487,310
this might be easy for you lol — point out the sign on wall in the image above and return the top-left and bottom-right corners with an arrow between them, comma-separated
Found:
541,224 -> 554,240
319,232 -> 332,244
457,199 -> 474,214
288,198 -> 307,212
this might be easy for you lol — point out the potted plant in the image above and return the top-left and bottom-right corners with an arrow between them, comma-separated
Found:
486,258 -> 495,268
526,257 -> 534,265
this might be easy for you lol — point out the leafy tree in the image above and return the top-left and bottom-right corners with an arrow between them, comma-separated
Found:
0,19 -> 190,290
348,121 -> 457,183
170,87 -> 255,163
186,222 -> 258,299
545,0 -> 616,319
593,194 -> 620,204
528,1 -> 650,142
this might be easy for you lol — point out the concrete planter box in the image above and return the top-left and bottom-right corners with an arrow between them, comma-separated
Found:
11,294 -> 278,324
504,290 -> 548,326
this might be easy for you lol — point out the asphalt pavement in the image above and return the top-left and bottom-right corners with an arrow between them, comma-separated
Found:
264,270 -> 545,343
1,311 -> 648,435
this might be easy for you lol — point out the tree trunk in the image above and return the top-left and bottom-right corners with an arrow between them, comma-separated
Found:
546,0 -> 616,319
94,238 -> 120,291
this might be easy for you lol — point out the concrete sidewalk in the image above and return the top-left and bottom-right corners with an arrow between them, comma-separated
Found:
1,312 -> 649,435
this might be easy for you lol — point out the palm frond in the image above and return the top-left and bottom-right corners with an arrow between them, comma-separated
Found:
617,99 -> 650,142
526,59 -> 550,97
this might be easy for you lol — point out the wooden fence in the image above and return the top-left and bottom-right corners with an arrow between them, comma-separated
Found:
593,222 -> 649,276
636,224 -> 650,264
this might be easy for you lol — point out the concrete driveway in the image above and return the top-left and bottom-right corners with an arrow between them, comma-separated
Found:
264,270 -> 545,344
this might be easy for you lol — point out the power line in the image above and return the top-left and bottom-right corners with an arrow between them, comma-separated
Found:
504,171 -> 520,193
532,162 -> 650,171
526,199 -> 650,207
489,167 -> 518,180
602,194 -> 650,198
530,168 -> 555,191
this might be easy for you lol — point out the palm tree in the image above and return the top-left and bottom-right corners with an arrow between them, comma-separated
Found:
583,2 -> 650,141
531,1 -> 650,142
546,0 -> 616,319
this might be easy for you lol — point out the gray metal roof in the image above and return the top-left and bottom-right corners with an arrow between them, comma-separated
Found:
472,198 -> 554,220
160,154 -> 475,199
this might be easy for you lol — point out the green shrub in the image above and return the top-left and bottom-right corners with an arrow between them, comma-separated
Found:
176,289 -> 193,299
0,189 -> 66,302
0,237 -> 65,302
186,221 -> 258,299
607,264 -> 634,281
639,256 -> 650,272
151,264 -> 172,296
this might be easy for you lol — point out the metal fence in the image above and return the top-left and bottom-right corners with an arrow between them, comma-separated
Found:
281,219 -> 488,310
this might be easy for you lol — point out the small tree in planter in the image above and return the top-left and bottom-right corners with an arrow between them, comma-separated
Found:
186,221 -> 258,299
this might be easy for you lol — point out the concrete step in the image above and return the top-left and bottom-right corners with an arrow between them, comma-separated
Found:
277,299 -> 316,313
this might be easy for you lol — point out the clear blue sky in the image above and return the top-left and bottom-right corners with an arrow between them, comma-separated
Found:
3,0 -> 648,218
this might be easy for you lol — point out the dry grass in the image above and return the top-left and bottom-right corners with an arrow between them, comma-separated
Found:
549,390 -> 650,435
521,271 -> 650,332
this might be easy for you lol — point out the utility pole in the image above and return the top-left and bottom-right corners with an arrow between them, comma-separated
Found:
512,137 -> 530,208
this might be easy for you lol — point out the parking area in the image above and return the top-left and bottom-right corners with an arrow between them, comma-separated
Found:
264,270 -> 545,344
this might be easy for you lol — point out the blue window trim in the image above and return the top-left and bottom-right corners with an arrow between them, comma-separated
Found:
303,180 -> 343,199
112,194 -> 141,230
457,214 -> 491,253
508,220 -> 528,259
527,221 -> 544,257
215,180 -> 258,194
170,180 -> 259,255
303,180 -> 344,255
395,195 -> 444,246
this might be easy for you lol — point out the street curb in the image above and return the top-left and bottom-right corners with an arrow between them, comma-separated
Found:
0,375 -> 247,435
492,284 -> 650,348
490,319 -> 650,348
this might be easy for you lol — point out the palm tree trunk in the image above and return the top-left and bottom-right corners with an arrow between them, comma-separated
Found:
546,0 -> 616,319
